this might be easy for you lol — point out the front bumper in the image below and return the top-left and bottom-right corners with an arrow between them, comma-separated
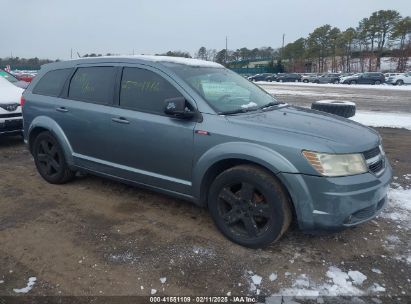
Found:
279,159 -> 392,231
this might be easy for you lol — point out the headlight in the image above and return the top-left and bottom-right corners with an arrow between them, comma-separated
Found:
302,151 -> 368,177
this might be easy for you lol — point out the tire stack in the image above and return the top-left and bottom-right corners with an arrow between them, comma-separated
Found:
311,100 -> 356,118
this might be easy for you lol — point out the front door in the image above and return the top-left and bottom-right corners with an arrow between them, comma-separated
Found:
105,66 -> 197,195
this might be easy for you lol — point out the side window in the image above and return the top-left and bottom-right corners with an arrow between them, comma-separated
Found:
33,69 -> 72,97
120,67 -> 183,114
68,67 -> 116,104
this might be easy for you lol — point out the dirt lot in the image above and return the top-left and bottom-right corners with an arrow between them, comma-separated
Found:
0,88 -> 410,302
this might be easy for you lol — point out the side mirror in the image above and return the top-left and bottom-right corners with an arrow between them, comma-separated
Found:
164,97 -> 195,119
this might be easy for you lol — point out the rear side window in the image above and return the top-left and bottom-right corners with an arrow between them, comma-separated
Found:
68,67 -> 116,104
119,67 -> 183,114
33,69 -> 72,97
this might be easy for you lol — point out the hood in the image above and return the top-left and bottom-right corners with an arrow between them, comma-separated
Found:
0,76 -> 24,104
226,106 -> 380,153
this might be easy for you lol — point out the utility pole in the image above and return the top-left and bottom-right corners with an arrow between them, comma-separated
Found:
281,33 -> 285,60
70,48 -> 73,59
225,36 -> 228,64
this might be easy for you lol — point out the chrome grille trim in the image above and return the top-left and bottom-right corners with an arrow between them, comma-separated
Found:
363,146 -> 385,176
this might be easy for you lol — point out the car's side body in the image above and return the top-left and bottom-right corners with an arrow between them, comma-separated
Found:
341,72 -> 385,84
23,56 -> 392,235
276,73 -> 301,82
386,72 -> 411,85
312,73 -> 340,84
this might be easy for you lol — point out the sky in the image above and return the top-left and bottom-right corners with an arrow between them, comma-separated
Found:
2,0 -> 411,60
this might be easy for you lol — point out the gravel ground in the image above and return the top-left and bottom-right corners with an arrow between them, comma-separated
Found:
0,85 -> 410,303
258,82 -> 411,113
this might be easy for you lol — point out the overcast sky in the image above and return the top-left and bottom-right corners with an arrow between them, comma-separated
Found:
2,0 -> 411,59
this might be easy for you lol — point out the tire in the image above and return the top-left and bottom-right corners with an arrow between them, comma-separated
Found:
374,80 -> 381,85
208,165 -> 292,248
333,80 -> 339,84
303,79 -> 309,83
349,80 -> 357,85
396,80 -> 404,86
33,131 -> 75,184
311,100 -> 356,118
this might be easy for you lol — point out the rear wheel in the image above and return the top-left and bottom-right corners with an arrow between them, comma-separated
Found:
303,79 -> 309,83
374,80 -> 381,85
396,80 -> 404,86
33,131 -> 75,184
349,80 -> 357,85
208,165 -> 292,248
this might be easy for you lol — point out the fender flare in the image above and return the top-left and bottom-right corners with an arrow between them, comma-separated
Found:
28,116 -> 74,165
192,142 -> 299,203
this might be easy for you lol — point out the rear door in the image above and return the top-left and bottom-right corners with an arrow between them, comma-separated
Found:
57,65 -> 119,169
103,65 -> 197,195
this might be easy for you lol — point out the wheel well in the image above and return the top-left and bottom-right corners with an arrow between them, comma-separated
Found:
28,127 -> 48,154
199,159 -> 297,222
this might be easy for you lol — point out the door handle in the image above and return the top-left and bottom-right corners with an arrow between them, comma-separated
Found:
112,117 -> 130,124
56,107 -> 69,113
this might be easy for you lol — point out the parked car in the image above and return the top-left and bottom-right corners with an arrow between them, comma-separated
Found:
384,73 -> 401,78
248,73 -> 272,82
340,72 -> 385,85
14,72 -> 36,83
385,72 -> 411,85
276,73 -> 302,82
301,73 -> 318,83
265,74 -> 277,82
0,69 -> 29,89
23,56 -> 392,248
311,73 -> 341,84
0,76 -> 24,136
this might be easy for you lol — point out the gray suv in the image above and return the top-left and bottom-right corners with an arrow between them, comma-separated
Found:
22,56 -> 392,248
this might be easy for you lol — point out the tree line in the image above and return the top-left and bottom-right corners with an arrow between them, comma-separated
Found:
193,10 -> 410,73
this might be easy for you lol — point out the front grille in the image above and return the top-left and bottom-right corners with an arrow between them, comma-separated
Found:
0,113 -> 22,119
363,146 -> 385,175
363,146 -> 380,159
369,159 -> 384,173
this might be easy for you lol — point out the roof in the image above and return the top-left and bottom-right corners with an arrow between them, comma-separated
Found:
64,55 -> 224,68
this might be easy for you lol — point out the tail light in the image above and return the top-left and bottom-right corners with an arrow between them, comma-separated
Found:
20,96 -> 26,107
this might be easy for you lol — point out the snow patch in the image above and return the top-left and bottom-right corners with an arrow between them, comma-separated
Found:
251,274 -> 262,285
13,277 -> 37,294
381,187 -> 411,227
151,289 -> 157,295
269,273 -> 278,282
371,268 -> 382,274
241,102 -> 258,109
348,271 -> 367,285
350,111 -> 411,130
160,277 -> 166,284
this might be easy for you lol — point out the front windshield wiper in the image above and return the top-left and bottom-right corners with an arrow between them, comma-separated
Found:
218,107 -> 258,115
258,101 -> 282,110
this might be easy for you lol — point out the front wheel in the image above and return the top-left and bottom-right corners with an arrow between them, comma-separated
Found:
396,80 -> 404,86
208,165 -> 292,248
33,131 -> 75,184
350,80 -> 357,85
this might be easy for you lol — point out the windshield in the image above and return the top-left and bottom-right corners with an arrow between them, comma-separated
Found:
165,64 -> 281,114
0,70 -> 19,83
